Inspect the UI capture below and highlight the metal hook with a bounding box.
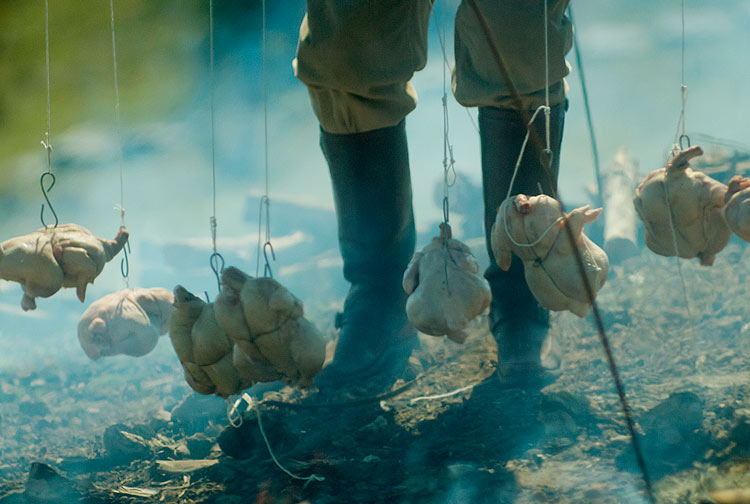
[263,241,275,278]
[210,251,225,294]
[442,196,450,225]
[679,134,691,149]
[39,171,58,229]
[120,237,131,279]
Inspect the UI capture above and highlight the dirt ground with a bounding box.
[1,244,750,503]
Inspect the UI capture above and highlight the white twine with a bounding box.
[505,105,549,202]
[501,203,563,250]
[227,394,325,487]
[409,381,480,404]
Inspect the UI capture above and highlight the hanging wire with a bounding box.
[255,0,274,278]
[568,5,604,210]
[207,0,224,293]
[673,0,689,150]
[433,2,457,228]
[40,0,58,229]
[432,9,479,135]
[464,2,655,502]
[110,0,130,285]
[663,2,697,336]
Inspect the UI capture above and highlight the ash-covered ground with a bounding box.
[1,242,750,503]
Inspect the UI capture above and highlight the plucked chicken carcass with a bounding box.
[0,224,128,310]
[402,223,491,343]
[214,266,326,388]
[170,286,251,398]
[633,146,730,265]
[490,194,609,318]
[78,287,175,360]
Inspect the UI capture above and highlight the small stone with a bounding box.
[25,462,80,503]
[103,424,152,461]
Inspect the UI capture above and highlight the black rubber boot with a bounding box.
[479,102,566,382]
[315,119,418,393]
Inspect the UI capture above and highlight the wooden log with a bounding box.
[602,148,640,263]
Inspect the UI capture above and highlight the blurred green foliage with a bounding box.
[0,0,210,170]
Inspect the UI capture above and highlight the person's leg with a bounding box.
[294,1,433,391]
[317,120,417,387]
[479,102,566,377]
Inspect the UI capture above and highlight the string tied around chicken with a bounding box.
[227,393,325,487]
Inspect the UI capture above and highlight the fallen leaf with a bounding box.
[156,459,218,473]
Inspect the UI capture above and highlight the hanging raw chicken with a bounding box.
[490,194,609,318]
[633,145,730,265]
[169,285,252,398]
[77,287,175,360]
[214,266,326,388]
[0,224,129,310]
[402,223,491,343]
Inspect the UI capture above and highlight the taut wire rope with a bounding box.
[109,0,130,285]
[255,0,274,278]
[433,1,459,292]
[432,12,479,135]
[664,0,695,335]
[567,5,604,210]
[464,1,655,502]
[673,0,689,150]
[40,0,58,229]
[208,0,224,295]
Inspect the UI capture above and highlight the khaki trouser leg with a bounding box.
[294,1,433,134]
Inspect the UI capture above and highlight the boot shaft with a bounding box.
[321,119,416,286]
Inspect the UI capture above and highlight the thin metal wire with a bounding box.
[109,0,129,286]
[40,0,57,229]
[255,0,273,278]
[208,0,224,293]
[673,0,689,148]
[109,0,126,230]
[542,0,551,161]
[568,5,604,210]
